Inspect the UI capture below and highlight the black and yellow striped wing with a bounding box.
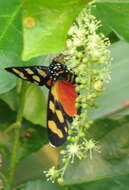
[5,64,78,147]
[47,80,78,147]
[5,66,50,86]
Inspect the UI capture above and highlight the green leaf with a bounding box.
[0,84,48,127]
[17,179,63,190]
[22,0,91,61]
[0,88,19,111]
[13,145,59,185]
[91,6,111,36]
[63,116,129,185]
[0,0,22,94]
[73,174,129,190]
[93,0,129,42]
[0,0,56,94]
[24,84,47,126]
[0,100,16,157]
[0,101,16,131]
[19,123,48,160]
[90,41,129,119]
[0,99,48,161]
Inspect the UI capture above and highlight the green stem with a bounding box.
[0,172,8,184]
[60,156,71,180]
[8,81,28,188]
[3,123,17,134]
[0,172,9,190]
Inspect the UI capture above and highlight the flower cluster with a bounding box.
[44,5,111,183]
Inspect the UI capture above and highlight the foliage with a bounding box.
[1,0,129,190]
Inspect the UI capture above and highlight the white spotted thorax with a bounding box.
[48,61,69,81]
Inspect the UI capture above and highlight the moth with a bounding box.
[5,55,78,147]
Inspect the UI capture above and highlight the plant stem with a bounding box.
[4,123,17,134]
[8,81,28,188]
[0,172,8,184]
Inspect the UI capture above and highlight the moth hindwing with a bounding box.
[47,80,78,147]
[47,86,67,147]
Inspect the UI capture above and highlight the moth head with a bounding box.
[53,53,68,63]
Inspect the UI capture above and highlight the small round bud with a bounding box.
[85,123,90,129]
[80,84,85,89]
[67,136,73,141]
[60,150,65,154]
[75,86,81,92]
[78,65,86,72]
[68,130,73,135]
[62,158,67,163]
[79,132,85,137]
[76,97,81,103]
[57,178,64,184]
[75,102,80,108]
[70,137,76,142]
[82,104,87,109]
[94,80,104,91]
[89,120,93,125]
[76,77,80,83]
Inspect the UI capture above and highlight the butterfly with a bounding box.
[5,55,78,147]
